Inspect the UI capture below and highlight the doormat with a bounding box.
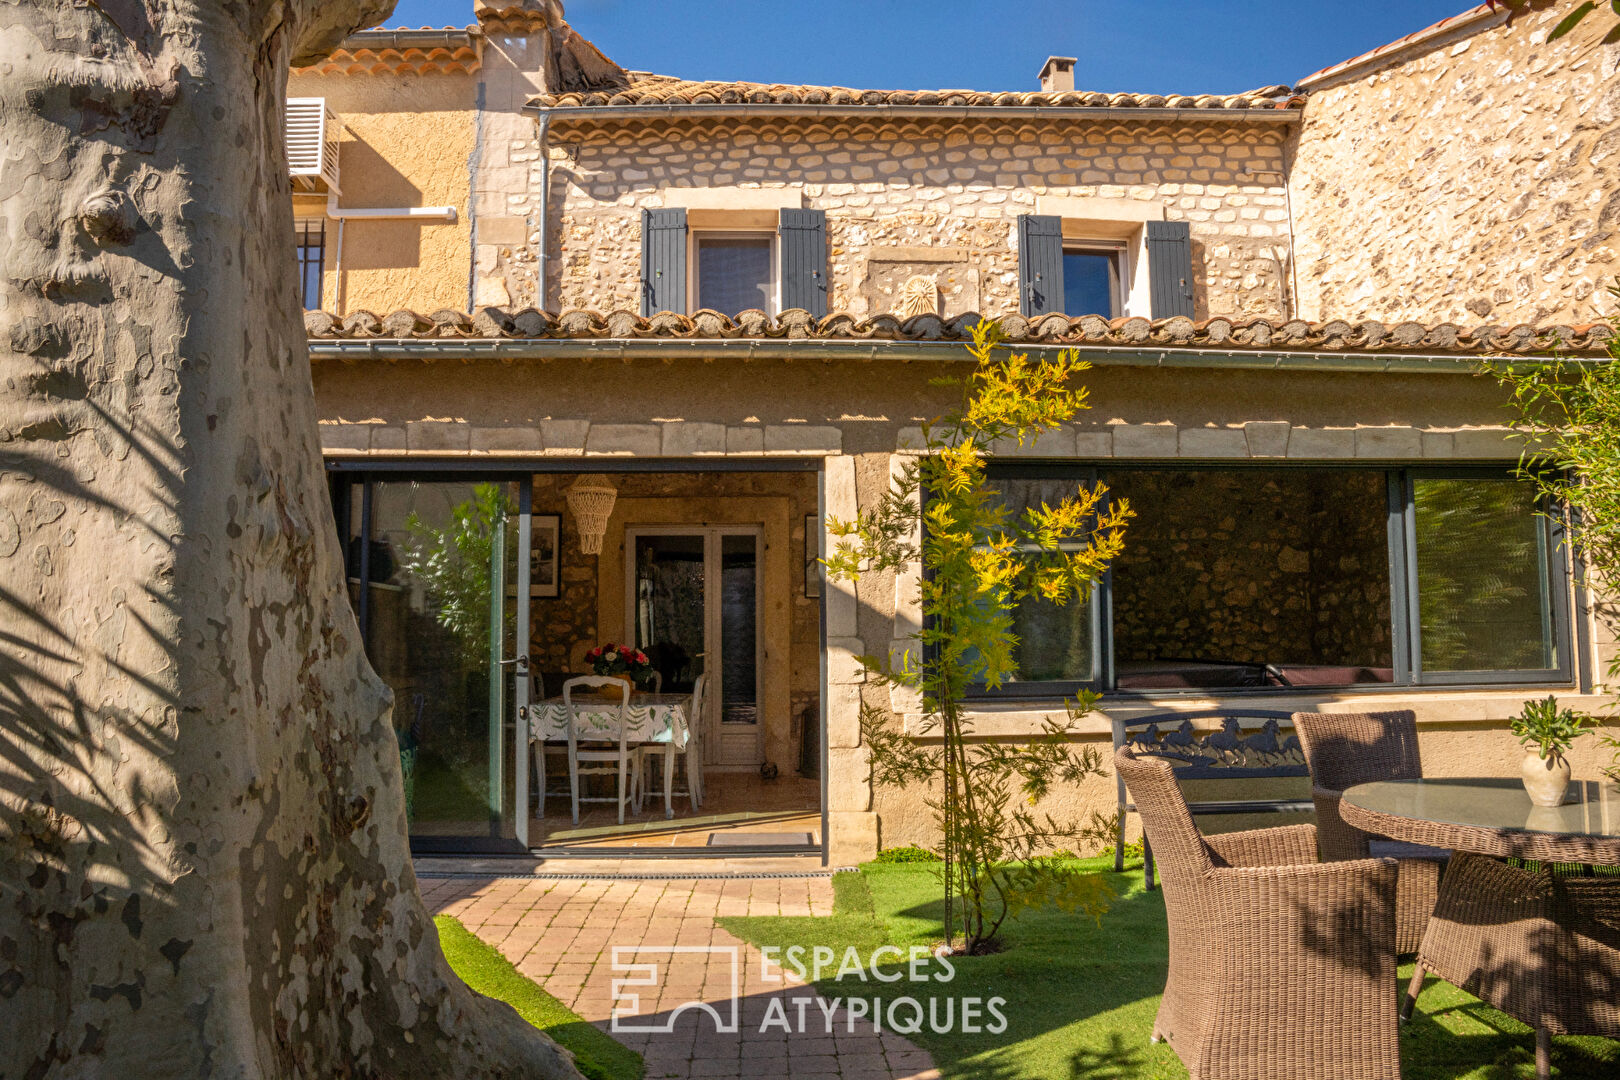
[707,832,815,847]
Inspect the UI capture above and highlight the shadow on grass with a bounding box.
[721,861,1620,1080]
[435,915,643,1080]
[722,861,1183,1080]
[1399,966,1620,1080]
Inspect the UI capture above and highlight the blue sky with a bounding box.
[379,1,1479,94]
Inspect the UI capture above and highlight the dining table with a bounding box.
[1341,777,1620,1080]
[525,693,692,818]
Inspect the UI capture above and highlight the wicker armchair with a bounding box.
[1403,853,1620,1079]
[1293,710,1446,954]
[1115,746,1400,1080]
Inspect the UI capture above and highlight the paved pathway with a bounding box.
[422,867,939,1080]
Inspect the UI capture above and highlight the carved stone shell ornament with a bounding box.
[896,274,939,319]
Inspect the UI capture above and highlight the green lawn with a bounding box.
[719,859,1619,1080]
[435,916,643,1080]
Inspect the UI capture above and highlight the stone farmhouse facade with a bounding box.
[291,1,1620,863]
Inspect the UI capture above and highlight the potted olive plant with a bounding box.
[1510,696,1596,807]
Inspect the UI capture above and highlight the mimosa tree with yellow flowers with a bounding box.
[824,319,1132,954]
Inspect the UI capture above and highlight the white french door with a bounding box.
[625,526,764,767]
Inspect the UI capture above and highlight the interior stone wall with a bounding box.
[1290,8,1620,324]
[1108,468,1393,668]
[534,120,1292,319]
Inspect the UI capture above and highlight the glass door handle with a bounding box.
[497,653,529,668]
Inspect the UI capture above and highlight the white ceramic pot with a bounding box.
[1521,752,1572,808]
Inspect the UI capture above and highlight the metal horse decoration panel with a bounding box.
[1123,715,1307,780]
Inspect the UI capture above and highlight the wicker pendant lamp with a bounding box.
[565,474,618,555]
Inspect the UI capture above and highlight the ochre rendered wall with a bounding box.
[287,70,476,314]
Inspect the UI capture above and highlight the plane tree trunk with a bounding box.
[0,3,579,1075]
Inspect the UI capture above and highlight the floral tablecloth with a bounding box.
[526,693,690,749]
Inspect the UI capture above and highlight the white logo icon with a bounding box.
[609,945,741,1034]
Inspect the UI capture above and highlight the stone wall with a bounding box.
[515,119,1293,319]
[1290,8,1620,324]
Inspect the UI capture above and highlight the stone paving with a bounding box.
[422,865,939,1080]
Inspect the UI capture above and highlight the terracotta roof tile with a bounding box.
[304,308,1613,357]
[1296,3,1502,89]
[533,76,1303,113]
[296,43,481,77]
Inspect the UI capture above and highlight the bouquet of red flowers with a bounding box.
[586,642,654,686]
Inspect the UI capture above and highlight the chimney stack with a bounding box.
[1039,56,1076,93]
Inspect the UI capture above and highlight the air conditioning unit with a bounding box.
[285,97,341,194]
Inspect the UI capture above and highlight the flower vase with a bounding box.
[1521,752,1572,808]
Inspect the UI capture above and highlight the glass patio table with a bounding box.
[1342,778,1620,1080]
[1341,777,1620,865]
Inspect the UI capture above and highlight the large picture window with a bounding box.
[975,465,1571,697]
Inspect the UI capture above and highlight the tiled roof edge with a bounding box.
[529,84,1303,114]
[292,26,482,77]
[1295,4,1504,90]
[303,308,1614,356]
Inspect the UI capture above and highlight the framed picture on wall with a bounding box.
[531,514,560,598]
[804,512,822,599]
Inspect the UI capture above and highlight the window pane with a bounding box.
[989,477,1098,684]
[1107,469,1392,690]
[634,534,705,695]
[365,479,519,840]
[719,535,759,725]
[697,237,772,314]
[1063,251,1115,316]
[1414,478,1557,672]
[296,220,324,311]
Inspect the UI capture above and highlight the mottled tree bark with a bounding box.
[0,3,580,1076]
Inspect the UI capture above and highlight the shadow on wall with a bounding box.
[334,136,425,272]
[1190,237,1208,320]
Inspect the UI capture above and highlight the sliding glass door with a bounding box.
[335,475,531,852]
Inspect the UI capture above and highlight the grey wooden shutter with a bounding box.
[640,207,687,315]
[1018,214,1065,316]
[778,208,828,318]
[1145,220,1195,318]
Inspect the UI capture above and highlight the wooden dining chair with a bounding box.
[1293,710,1447,955]
[527,671,569,818]
[642,672,704,815]
[562,676,642,825]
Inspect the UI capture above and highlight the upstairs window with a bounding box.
[296,219,325,311]
[1062,246,1123,318]
[641,206,826,318]
[1019,214,1193,318]
[693,233,776,315]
